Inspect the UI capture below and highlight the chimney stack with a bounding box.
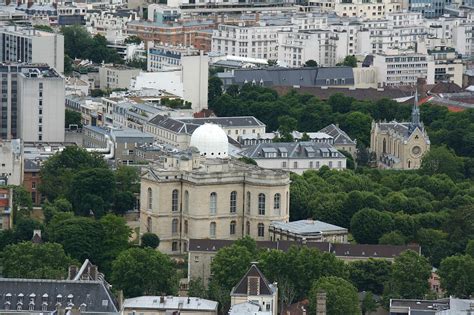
[316,291,327,315]
[68,265,78,280]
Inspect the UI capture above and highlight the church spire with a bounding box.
[410,89,421,132]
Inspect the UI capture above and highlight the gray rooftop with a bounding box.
[270,219,347,236]
[318,124,356,145]
[123,296,218,311]
[240,141,345,159]
[228,67,354,87]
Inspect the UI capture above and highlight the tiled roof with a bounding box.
[239,141,344,159]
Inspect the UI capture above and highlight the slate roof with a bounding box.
[231,265,275,296]
[239,142,344,159]
[188,239,421,259]
[231,67,354,87]
[24,159,42,172]
[318,124,356,145]
[148,115,264,134]
[0,278,118,314]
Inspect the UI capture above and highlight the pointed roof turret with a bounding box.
[409,89,422,133]
[230,264,275,296]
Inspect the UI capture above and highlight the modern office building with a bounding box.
[0,26,64,73]
[0,64,65,142]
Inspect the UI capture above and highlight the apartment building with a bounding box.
[0,64,65,142]
[277,29,337,67]
[211,22,293,60]
[0,26,64,73]
[357,13,428,55]
[428,46,463,86]
[99,64,140,90]
[17,68,64,142]
[373,52,435,86]
[308,0,403,18]
[147,44,200,71]
[86,9,139,43]
[0,139,22,186]
[127,19,215,52]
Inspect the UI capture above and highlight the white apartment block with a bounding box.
[99,64,141,90]
[373,52,435,86]
[85,10,139,43]
[277,30,337,67]
[17,67,65,142]
[147,44,200,71]
[357,13,429,55]
[212,23,293,60]
[0,26,64,73]
[308,0,403,19]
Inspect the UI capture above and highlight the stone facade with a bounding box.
[370,93,430,170]
[140,152,290,255]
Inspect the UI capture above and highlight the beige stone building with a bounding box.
[140,124,290,255]
[370,93,430,170]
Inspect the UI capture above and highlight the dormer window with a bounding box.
[18,293,24,304]
[56,294,62,305]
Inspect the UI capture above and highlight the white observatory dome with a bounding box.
[190,123,229,158]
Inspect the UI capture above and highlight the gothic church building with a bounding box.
[370,92,430,170]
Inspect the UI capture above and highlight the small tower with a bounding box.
[409,89,421,133]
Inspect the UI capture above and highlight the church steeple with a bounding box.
[410,89,421,132]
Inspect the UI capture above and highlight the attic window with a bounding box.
[247,276,260,296]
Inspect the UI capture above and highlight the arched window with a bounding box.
[274,193,281,214]
[172,219,179,235]
[246,221,250,235]
[210,192,217,214]
[210,222,216,238]
[258,193,266,215]
[184,220,188,234]
[230,220,236,235]
[246,191,251,214]
[408,160,411,168]
[184,190,189,213]
[258,223,265,237]
[383,138,387,153]
[230,191,237,213]
[147,217,152,233]
[147,187,152,211]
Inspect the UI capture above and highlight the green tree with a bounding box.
[350,208,393,244]
[361,292,378,315]
[113,191,135,215]
[416,228,451,267]
[13,217,42,242]
[438,255,474,298]
[64,54,73,74]
[208,76,223,105]
[115,166,140,193]
[278,115,297,141]
[65,109,82,128]
[309,276,360,315]
[99,214,131,274]
[340,111,372,146]
[466,240,474,257]
[68,168,115,217]
[124,35,142,44]
[34,24,54,32]
[304,59,318,67]
[141,232,160,249]
[348,259,392,295]
[267,59,278,66]
[111,247,177,297]
[210,244,253,292]
[420,146,464,180]
[238,156,257,165]
[39,146,107,201]
[339,55,357,67]
[47,216,105,265]
[379,231,406,245]
[388,250,431,299]
[188,277,208,299]
[1,242,77,279]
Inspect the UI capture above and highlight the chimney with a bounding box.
[160,296,165,304]
[5,0,11,5]
[68,265,78,280]
[117,290,124,310]
[316,291,327,315]
[88,265,98,280]
[27,0,33,8]
[31,229,43,244]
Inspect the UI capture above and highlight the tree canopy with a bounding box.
[309,276,360,315]
[111,247,178,297]
[438,255,474,298]
[1,242,77,279]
